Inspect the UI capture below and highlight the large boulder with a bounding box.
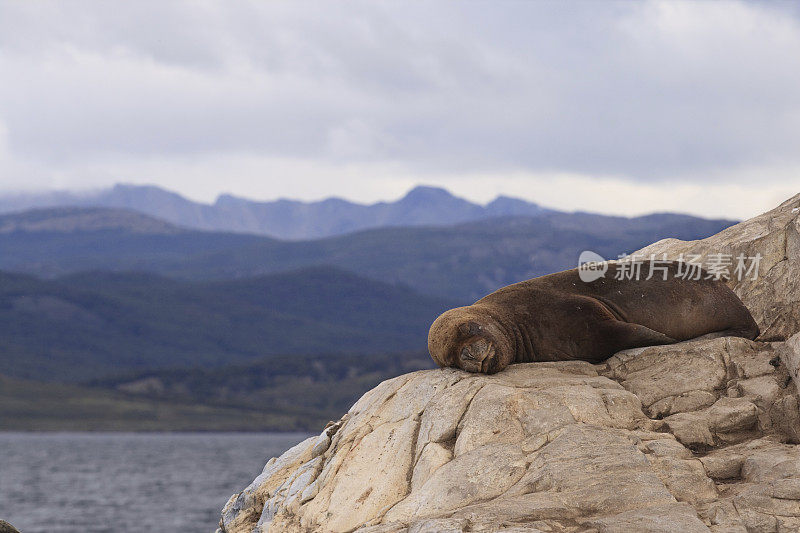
[219,194,800,532]
[219,337,800,533]
[633,193,800,341]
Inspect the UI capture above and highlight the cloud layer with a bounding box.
[0,1,798,217]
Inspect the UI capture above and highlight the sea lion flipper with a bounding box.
[603,321,678,352]
[689,326,760,342]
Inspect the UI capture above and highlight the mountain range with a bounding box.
[0,183,551,239]
[0,206,736,301]
[0,267,453,382]
[0,187,740,430]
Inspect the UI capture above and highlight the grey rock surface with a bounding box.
[219,340,799,533]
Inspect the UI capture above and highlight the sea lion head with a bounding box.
[427,306,514,374]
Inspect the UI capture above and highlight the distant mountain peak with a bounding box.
[214,193,248,206]
[486,195,549,217]
[0,182,553,239]
[112,183,158,192]
[402,185,454,200]
[489,194,531,204]
[0,207,181,234]
[397,185,479,216]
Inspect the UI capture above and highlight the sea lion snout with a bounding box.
[459,337,496,373]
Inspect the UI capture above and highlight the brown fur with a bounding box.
[428,261,759,373]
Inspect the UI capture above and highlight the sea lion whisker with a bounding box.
[460,347,477,361]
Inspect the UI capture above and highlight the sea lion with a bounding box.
[428,261,759,373]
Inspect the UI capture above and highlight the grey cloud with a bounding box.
[0,0,799,184]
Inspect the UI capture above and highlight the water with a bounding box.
[0,432,312,533]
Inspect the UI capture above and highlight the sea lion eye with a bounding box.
[458,321,482,336]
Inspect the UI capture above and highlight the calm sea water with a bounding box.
[0,432,311,533]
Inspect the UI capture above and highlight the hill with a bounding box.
[0,207,266,277]
[165,211,737,301]
[0,373,308,431]
[0,207,735,301]
[0,183,551,239]
[87,351,436,430]
[0,267,454,381]
[0,206,181,234]
[0,351,436,431]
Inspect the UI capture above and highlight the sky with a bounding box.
[0,0,798,219]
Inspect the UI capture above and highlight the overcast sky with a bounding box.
[0,1,798,218]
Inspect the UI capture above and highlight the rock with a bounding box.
[707,397,759,433]
[662,411,715,449]
[220,435,317,532]
[696,438,800,532]
[602,337,796,448]
[0,521,20,533]
[219,335,800,532]
[779,333,800,394]
[601,337,732,418]
[633,192,800,341]
[583,503,711,533]
[219,194,800,532]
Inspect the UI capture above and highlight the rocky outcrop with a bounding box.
[219,335,800,533]
[633,193,800,342]
[0,520,20,533]
[219,194,800,533]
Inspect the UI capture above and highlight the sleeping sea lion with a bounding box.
[428,261,759,373]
